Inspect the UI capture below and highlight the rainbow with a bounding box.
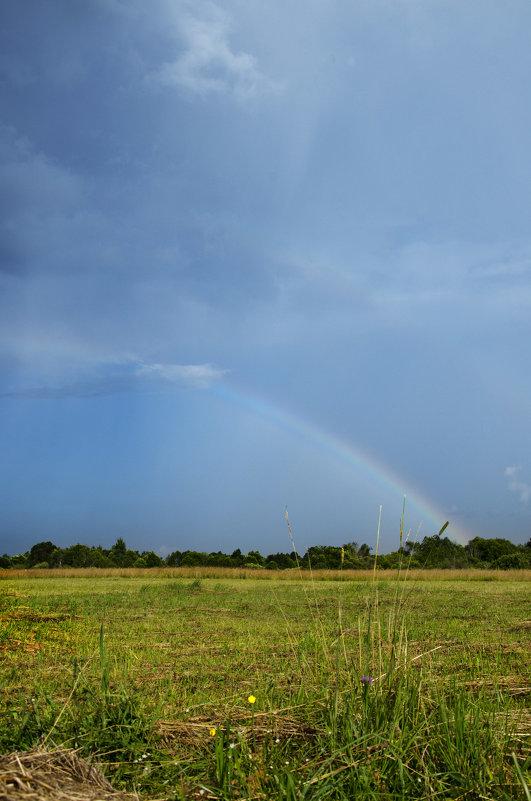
[210,381,472,545]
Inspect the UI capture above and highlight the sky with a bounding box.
[1,0,530,558]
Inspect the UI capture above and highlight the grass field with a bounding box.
[1,568,530,799]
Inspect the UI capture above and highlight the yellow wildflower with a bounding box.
[209,727,217,736]
[248,695,256,704]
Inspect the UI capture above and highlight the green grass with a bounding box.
[0,569,529,799]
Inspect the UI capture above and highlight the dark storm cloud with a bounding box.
[1,0,531,554]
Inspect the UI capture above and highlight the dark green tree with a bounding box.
[180,550,208,566]
[230,548,244,566]
[89,547,113,568]
[412,535,468,568]
[109,538,137,567]
[246,550,265,566]
[62,543,92,567]
[141,551,163,567]
[207,551,233,567]
[302,545,344,569]
[265,552,297,569]
[29,541,57,567]
[465,537,517,564]
[166,550,182,567]
[492,552,530,569]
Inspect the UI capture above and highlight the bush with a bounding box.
[492,552,530,570]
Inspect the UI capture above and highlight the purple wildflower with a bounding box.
[361,676,374,683]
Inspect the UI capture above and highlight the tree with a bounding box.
[29,541,57,567]
[231,549,244,566]
[10,553,29,567]
[246,550,265,566]
[265,552,297,570]
[110,537,127,565]
[90,548,113,568]
[412,535,468,568]
[465,537,517,564]
[180,550,207,567]
[142,551,163,567]
[62,543,92,567]
[357,543,372,559]
[109,538,137,567]
[166,550,182,567]
[303,545,344,569]
[207,552,233,567]
[492,552,530,569]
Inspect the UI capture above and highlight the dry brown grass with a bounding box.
[2,565,530,582]
[158,711,323,748]
[0,749,139,800]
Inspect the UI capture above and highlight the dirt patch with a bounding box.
[0,639,41,654]
[507,619,531,632]
[3,610,72,623]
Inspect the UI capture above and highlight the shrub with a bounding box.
[492,552,530,570]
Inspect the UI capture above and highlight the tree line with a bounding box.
[2,534,530,571]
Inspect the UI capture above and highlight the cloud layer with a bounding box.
[1,361,226,399]
[152,6,276,101]
[1,0,530,553]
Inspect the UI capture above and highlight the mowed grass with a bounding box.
[0,569,530,799]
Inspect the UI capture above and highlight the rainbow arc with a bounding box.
[211,382,471,545]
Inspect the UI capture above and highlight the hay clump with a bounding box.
[0,748,139,801]
[159,712,323,748]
